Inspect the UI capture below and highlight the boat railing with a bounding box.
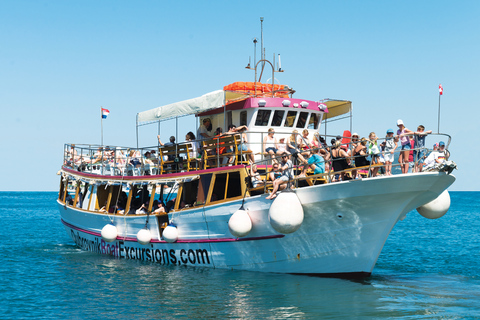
[62,132,451,179]
[244,132,453,191]
[320,132,452,181]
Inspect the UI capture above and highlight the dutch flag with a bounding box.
[101,108,110,119]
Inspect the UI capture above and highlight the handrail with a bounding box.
[63,132,452,179]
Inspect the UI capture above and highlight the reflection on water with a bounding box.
[1,192,480,319]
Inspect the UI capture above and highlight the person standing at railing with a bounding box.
[395,119,414,174]
[185,132,198,159]
[412,125,432,172]
[380,129,398,176]
[331,141,350,181]
[197,118,213,141]
[349,133,360,156]
[367,132,381,177]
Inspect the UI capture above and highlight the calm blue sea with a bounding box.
[1,191,479,319]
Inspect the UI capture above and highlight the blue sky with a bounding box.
[1,1,478,191]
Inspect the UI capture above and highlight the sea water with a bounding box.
[0,191,479,319]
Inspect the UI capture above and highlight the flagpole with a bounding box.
[101,107,104,146]
[437,93,441,134]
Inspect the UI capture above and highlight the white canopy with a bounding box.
[137,90,225,124]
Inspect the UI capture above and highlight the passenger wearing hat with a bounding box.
[424,141,447,170]
[395,119,414,174]
[350,133,360,156]
[380,129,398,176]
[412,125,433,172]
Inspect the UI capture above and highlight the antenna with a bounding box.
[253,37,257,68]
[246,38,257,70]
[260,17,264,68]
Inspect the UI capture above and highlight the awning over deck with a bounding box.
[137,90,225,124]
[322,100,352,120]
[136,82,294,124]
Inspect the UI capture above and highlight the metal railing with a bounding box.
[62,132,452,179]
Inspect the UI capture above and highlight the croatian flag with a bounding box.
[439,84,443,95]
[101,108,110,119]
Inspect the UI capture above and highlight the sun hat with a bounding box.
[387,129,394,134]
[396,119,404,126]
[439,141,445,146]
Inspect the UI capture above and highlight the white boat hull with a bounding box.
[59,172,455,277]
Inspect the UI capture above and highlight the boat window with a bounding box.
[308,113,320,129]
[210,172,242,203]
[255,110,271,126]
[79,183,90,210]
[96,184,110,210]
[211,173,227,202]
[296,112,309,128]
[61,179,76,206]
[226,172,242,199]
[197,174,213,205]
[178,180,200,209]
[240,111,247,126]
[283,111,297,127]
[227,111,233,128]
[271,110,285,127]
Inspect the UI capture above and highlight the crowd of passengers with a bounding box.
[250,119,450,199]
[64,118,449,182]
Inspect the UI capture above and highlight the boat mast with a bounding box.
[259,17,265,82]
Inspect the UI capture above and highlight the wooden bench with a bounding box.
[159,143,198,174]
[202,135,238,169]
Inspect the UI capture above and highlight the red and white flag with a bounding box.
[439,84,443,95]
[101,108,110,119]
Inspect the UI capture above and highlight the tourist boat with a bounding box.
[57,59,456,277]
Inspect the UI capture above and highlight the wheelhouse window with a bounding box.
[271,110,285,127]
[240,111,247,126]
[296,112,309,128]
[227,111,233,127]
[308,113,320,129]
[255,110,271,126]
[283,111,297,127]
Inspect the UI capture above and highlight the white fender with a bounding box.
[268,191,304,234]
[162,225,178,243]
[228,209,252,238]
[417,190,451,219]
[137,228,152,245]
[101,224,118,242]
